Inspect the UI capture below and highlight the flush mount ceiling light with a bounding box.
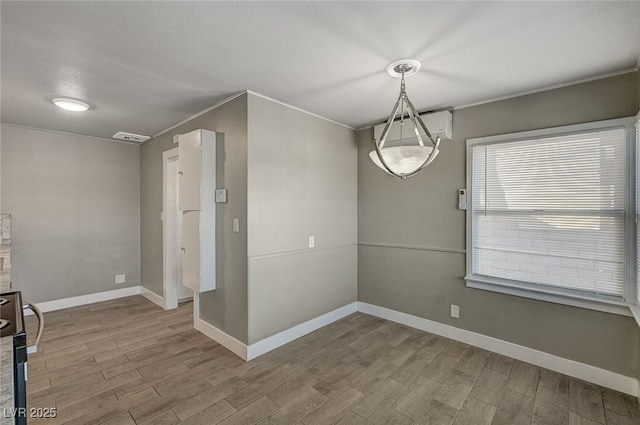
[369,59,441,179]
[52,98,90,112]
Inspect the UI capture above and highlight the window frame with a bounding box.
[465,117,636,317]
[632,112,640,323]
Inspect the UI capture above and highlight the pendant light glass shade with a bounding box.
[368,146,439,176]
[370,60,441,179]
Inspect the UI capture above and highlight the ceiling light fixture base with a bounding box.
[386,59,421,78]
[52,98,90,112]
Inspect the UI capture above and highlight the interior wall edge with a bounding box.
[151,90,248,139]
[245,90,354,130]
[140,286,166,309]
[195,316,248,360]
[247,302,357,360]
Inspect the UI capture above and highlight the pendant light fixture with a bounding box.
[370,59,441,179]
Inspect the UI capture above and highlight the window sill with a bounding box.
[630,306,640,328]
[465,275,633,317]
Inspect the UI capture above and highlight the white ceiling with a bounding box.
[2,1,640,140]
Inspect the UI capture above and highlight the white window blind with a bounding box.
[471,128,627,299]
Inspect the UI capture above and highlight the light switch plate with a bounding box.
[308,236,315,248]
[115,274,126,284]
[215,189,227,203]
[450,304,460,319]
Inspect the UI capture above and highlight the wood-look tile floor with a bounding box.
[23,295,639,425]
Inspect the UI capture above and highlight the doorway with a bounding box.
[163,148,193,309]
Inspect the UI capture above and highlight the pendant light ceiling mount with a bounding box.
[370,59,441,180]
[386,59,421,78]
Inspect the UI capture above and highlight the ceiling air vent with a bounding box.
[112,131,150,144]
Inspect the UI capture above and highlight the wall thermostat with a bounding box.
[215,189,227,203]
[458,189,467,210]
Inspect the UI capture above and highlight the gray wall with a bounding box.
[636,68,640,393]
[358,72,639,377]
[247,93,358,344]
[637,68,640,112]
[140,94,248,343]
[1,124,140,302]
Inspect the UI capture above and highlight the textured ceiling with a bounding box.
[1,1,640,140]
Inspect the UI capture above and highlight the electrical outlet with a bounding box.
[308,236,315,248]
[450,304,460,318]
[115,274,126,284]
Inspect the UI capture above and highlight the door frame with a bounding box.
[162,147,180,310]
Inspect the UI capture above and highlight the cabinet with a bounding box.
[178,130,202,211]
[178,129,217,292]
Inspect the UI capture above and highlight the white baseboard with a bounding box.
[195,318,248,360]
[24,286,142,315]
[357,302,638,397]
[19,286,637,396]
[247,302,358,360]
[140,286,166,309]
[194,302,358,362]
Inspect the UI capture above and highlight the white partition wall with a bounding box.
[246,92,358,345]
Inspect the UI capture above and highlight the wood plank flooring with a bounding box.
[23,296,640,425]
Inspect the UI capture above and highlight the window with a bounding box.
[466,118,636,315]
